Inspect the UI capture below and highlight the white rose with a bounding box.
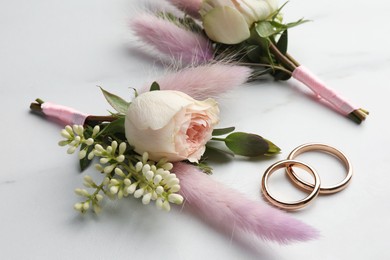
[200,0,278,44]
[125,90,219,163]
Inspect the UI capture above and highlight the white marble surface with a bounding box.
[1,0,389,259]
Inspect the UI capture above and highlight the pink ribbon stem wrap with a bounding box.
[292,66,358,115]
[41,102,88,126]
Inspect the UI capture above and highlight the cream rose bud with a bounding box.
[200,0,278,44]
[125,90,219,163]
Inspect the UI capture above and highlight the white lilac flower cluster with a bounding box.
[59,125,184,214]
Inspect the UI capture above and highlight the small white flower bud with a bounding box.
[78,150,87,160]
[142,152,149,164]
[103,177,110,185]
[95,164,104,172]
[58,140,69,147]
[156,186,164,195]
[150,165,157,172]
[106,146,112,155]
[70,140,78,147]
[92,125,100,137]
[74,188,89,197]
[74,203,83,211]
[74,125,84,136]
[94,144,105,152]
[110,186,119,194]
[124,178,131,186]
[162,200,171,212]
[156,198,163,209]
[144,170,154,182]
[142,193,152,205]
[67,146,77,154]
[168,194,184,204]
[142,164,151,175]
[61,129,71,139]
[156,168,165,176]
[111,141,118,154]
[87,151,95,160]
[119,142,126,155]
[166,178,180,187]
[96,194,103,202]
[100,158,110,164]
[162,163,173,171]
[93,204,102,214]
[82,202,90,210]
[135,162,143,172]
[153,175,163,185]
[65,125,73,134]
[114,167,125,177]
[117,189,124,199]
[169,184,180,193]
[116,155,125,163]
[104,164,116,174]
[110,179,120,185]
[85,138,94,146]
[134,188,145,198]
[152,191,158,200]
[83,175,93,184]
[74,135,81,143]
[127,183,137,194]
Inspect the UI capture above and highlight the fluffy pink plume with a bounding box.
[165,0,202,18]
[131,13,213,65]
[174,162,319,244]
[141,64,252,100]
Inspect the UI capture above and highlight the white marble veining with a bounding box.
[1,0,389,259]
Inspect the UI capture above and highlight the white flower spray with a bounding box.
[59,124,183,214]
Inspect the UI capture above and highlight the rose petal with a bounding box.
[202,6,250,44]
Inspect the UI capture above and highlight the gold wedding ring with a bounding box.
[286,143,353,194]
[261,160,321,210]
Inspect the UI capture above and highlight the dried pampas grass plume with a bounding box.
[174,162,319,244]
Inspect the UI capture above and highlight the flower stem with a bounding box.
[268,41,296,72]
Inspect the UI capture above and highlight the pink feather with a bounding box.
[174,162,319,244]
[164,0,202,18]
[131,13,213,65]
[141,64,252,100]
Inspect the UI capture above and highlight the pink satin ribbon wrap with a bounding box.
[292,66,358,115]
[41,102,88,126]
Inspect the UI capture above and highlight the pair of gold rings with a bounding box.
[261,143,353,210]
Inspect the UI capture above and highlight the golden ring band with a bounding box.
[261,160,321,210]
[261,143,353,210]
[286,143,353,194]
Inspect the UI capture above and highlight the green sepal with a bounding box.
[224,132,280,157]
[212,127,236,136]
[255,21,277,38]
[196,162,213,175]
[149,81,160,91]
[99,87,130,114]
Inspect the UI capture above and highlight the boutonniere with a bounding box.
[30,65,317,244]
[131,0,368,123]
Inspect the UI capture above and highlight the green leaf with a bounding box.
[256,21,277,38]
[212,127,236,136]
[149,81,160,91]
[276,29,288,54]
[98,117,126,137]
[99,87,130,114]
[224,132,280,157]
